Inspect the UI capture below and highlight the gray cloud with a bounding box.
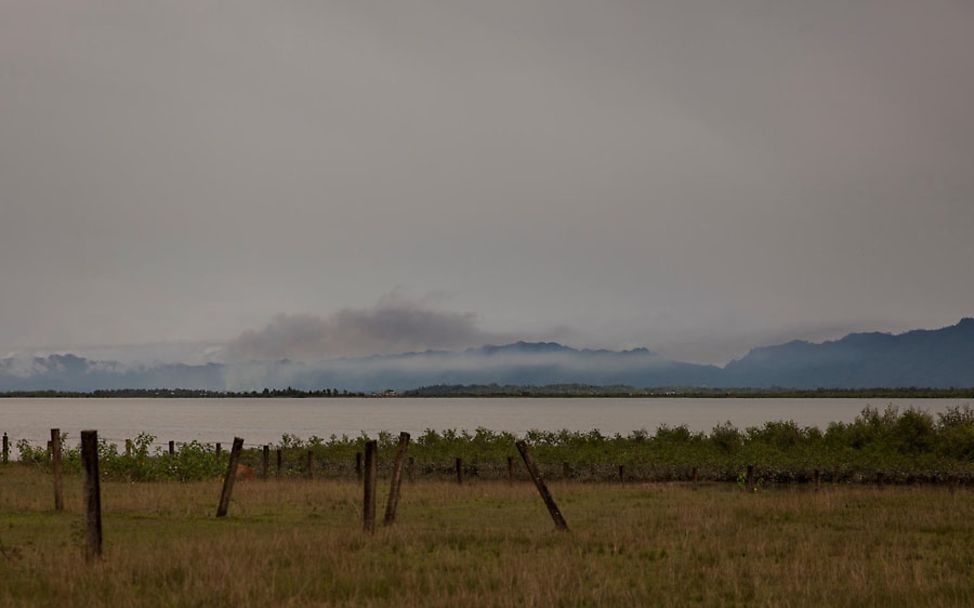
[225,296,507,361]
[1,1,972,364]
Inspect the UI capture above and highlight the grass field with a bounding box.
[2,466,973,607]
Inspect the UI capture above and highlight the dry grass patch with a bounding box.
[1,466,973,607]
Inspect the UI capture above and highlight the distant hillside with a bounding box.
[399,385,974,399]
[0,342,721,392]
[0,354,225,392]
[2,319,973,391]
[722,318,974,388]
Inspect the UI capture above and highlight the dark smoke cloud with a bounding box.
[225,298,506,361]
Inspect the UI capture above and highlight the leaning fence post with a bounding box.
[51,428,64,512]
[262,445,270,479]
[363,440,378,533]
[455,457,463,485]
[2,432,8,464]
[80,430,102,560]
[515,441,568,531]
[216,437,244,518]
[745,464,756,493]
[383,432,411,526]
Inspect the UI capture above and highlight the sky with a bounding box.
[1,0,973,366]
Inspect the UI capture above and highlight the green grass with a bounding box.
[2,466,974,606]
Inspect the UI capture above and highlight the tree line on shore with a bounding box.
[2,384,973,399]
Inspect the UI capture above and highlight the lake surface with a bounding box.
[2,397,971,450]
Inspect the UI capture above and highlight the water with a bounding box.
[1,397,970,450]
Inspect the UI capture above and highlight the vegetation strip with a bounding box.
[6,406,974,484]
[3,385,974,398]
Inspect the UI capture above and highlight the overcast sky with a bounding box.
[2,0,973,365]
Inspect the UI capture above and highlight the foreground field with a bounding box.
[1,467,973,607]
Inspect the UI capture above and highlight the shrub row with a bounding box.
[11,406,974,482]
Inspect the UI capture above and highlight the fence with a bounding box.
[3,429,972,486]
[4,425,973,563]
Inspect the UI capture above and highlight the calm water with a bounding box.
[1,397,970,450]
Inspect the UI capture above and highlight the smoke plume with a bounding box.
[225,298,504,361]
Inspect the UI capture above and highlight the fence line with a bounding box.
[6,427,973,563]
[2,430,972,486]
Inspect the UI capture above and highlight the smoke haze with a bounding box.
[225,297,507,361]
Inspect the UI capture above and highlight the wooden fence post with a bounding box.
[124,439,132,458]
[51,428,64,512]
[455,457,463,485]
[383,432,411,526]
[2,432,8,464]
[363,440,377,533]
[813,469,821,492]
[515,441,568,531]
[832,465,839,485]
[507,456,515,484]
[262,445,269,479]
[80,430,102,560]
[355,452,363,481]
[746,464,756,493]
[168,440,175,457]
[306,450,314,480]
[691,466,699,488]
[407,456,415,483]
[276,448,282,478]
[618,465,625,483]
[216,437,244,518]
[216,442,222,458]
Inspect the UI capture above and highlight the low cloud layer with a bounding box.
[225,298,506,362]
[6,318,974,392]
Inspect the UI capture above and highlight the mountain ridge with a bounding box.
[2,318,973,391]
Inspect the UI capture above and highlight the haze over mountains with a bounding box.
[2,319,973,392]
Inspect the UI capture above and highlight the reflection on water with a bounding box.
[1,397,969,448]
